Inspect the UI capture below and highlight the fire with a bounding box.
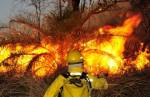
[0,46,11,63]
[0,43,59,77]
[0,46,12,73]
[82,49,122,75]
[82,14,142,75]
[16,55,35,74]
[134,50,150,70]
[0,13,149,78]
[32,54,58,78]
[98,14,141,36]
[132,44,150,70]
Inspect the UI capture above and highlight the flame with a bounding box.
[82,14,141,75]
[135,50,150,70]
[32,54,57,77]
[0,13,149,78]
[132,44,150,70]
[82,49,122,75]
[16,55,35,74]
[0,46,12,73]
[0,46,11,63]
[0,43,59,77]
[98,14,141,36]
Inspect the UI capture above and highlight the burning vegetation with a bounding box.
[0,0,150,97]
[0,13,149,78]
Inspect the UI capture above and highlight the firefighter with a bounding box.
[44,50,108,97]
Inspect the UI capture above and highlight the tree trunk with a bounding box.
[72,0,80,11]
[58,0,62,20]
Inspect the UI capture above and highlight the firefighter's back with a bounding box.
[61,78,90,97]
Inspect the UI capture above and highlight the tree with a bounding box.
[46,0,119,32]
[16,0,49,28]
[72,0,80,11]
[12,0,129,40]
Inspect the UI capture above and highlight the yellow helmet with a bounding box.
[67,50,83,64]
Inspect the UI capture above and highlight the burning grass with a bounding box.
[1,13,149,78]
[0,11,150,97]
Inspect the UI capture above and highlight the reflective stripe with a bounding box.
[89,79,93,82]
[70,72,82,76]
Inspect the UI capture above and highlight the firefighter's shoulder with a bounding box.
[87,74,108,90]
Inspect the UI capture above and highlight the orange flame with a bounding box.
[132,44,150,70]
[32,54,58,78]
[82,14,142,75]
[0,13,149,78]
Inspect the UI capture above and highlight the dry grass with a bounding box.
[0,69,150,97]
[0,1,149,97]
[0,73,49,97]
[92,69,150,97]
